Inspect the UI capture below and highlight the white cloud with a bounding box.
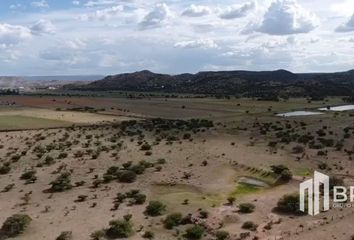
[330,1,354,17]
[30,19,56,35]
[0,23,32,47]
[72,0,80,6]
[181,5,211,17]
[219,1,256,19]
[336,14,354,32]
[65,39,87,50]
[79,5,124,21]
[174,39,218,49]
[84,0,117,7]
[257,0,319,35]
[9,4,25,10]
[139,3,171,29]
[31,0,49,8]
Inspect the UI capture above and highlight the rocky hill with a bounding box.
[64,69,354,97]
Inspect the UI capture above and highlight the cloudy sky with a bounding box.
[0,0,354,75]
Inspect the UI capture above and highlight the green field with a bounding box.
[0,115,72,130]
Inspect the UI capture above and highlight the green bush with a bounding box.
[215,230,230,240]
[145,201,166,216]
[44,155,55,165]
[0,165,11,175]
[242,221,258,231]
[238,203,255,213]
[49,172,73,192]
[140,143,152,151]
[270,165,288,174]
[163,213,182,229]
[90,230,105,240]
[276,193,302,214]
[106,219,134,239]
[118,170,137,183]
[20,170,37,184]
[184,225,204,240]
[1,214,32,237]
[56,231,72,240]
[142,231,154,239]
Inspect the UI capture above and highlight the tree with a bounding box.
[145,201,166,216]
[1,214,32,237]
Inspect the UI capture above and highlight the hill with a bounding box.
[64,69,354,98]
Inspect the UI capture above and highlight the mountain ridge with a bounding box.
[64,69,354,97]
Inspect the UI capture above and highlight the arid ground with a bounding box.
[0,95,353,240]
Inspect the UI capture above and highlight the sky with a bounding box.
[0,0,354,76]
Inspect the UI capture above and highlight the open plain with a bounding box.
[0,94,353,240]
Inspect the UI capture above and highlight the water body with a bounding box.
[238,177,270,188]
[318,105,354,112]
[276,111,324,117]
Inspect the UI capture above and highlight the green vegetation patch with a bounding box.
[151,184,222,211]
[294,167,312,177]
[0,115,72,130]
[231,183,261,196]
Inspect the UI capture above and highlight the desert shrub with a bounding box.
[184,225,204,240]
[44,155,55,165]
[56,231,72,240]
[118,170,136,183]
[20,170,37,184]
[122,161,133,169]
[145,201,166,216]
[142,231,154,239]
[183,133,191,139]
[163,213,182,229]
[227,196,236,205]
[271,165,288,174]
[157,158,166,164]
[2,184,15,193]
[271,165,292,182]
[199,210,209,219]
[276,193,302,214]
[106,219,134,239]
[130,164,146,175]
[215,231,230,240]
[49,172,73,192]
[140,143,152,151]
[0,214,32,237]
[279,169,293,182]
[11,154,21,162]
[132,193,146,205]
[58,152,68,159]
[242,221,258,231]
[0,164,11,175]
[292,145,304,154]
[239,203,255,213]
[90,230,105,240]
